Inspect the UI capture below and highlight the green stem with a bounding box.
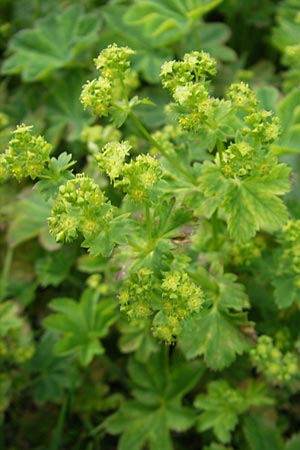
[128,110,197,184]
[128,110,158,148]
[217,140,225,165]
[211,210,220,249]
[145,202,152,243]
[0,247,13,302]
[47,397,68,450]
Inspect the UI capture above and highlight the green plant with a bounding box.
[1,3,300,449]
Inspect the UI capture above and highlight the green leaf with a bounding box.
[105,349,204,450]
[2,5,101,81]
[118,319,159,362]
[152,196,194,239]
[214,270,250,311]
[285,434,300,450]
[44,71,93,144]
[44,288,118,366]
[5,189,57,249]
[272,88,300,154]
[123,1,189,47]
[82,214,133,257]
[179,309,251,370]
[256,86,279,113]
[225,179,289,243]
[272,275,299,309]
[203,444,233,450]
[199,162,231,204]
[195,381,273,444]
[195,381,244,443]
[200,160,290,243]
[243,413,284,450]
[0,301,23,335]
[124,0,223,47]
[29,332,79,405]
[35,246,77,287]
[185,22,236,62]
[35,152,75,200]
[0,374,11,413]
[102,5,172,83]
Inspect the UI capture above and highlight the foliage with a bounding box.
[2,4,102,81]
[1,1,300,449]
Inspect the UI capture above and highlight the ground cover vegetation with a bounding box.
[1,0,300,449]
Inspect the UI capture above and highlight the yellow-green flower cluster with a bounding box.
[94,140,162,202]
[80,77,112,117]
[243,110,281,144]
[49,174,110,243]
[0,124,52,182]
[160,51,219,134]
[94,43,135,79]
[95,141,131,181]
[221,141,275,180]
[80,44,135,117]
[119,269,205,344]
[119,269,153,321]
[152,271,205,343]
[160,51,216,92]
[227,82,258,111]
[117,154,162,202]
[281,219,300,244]
[250,335,299,385]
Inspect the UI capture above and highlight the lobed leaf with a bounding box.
[179,309,251,370]
[2,5,101,81]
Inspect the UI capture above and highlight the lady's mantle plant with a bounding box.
[1,43,299,449]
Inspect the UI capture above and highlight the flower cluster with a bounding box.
[218,94,281,180]
[250,335,299,386]
[94,44,135,79]
[153,271,205,343]
[49,174,111,243]
[119,269,205,344]
[80,77,112,117]
[242,110,281,145]
[227,82,258,111]
[220,141,275,179]
[80,44,135,117]
[0,124,52,182]
[116,154,162,202]
[281,219,300,244]
[96,141,162,202]
[119,269,153,321]
[160,51,216,92]
[160,51,233,138]
[95,141,131,181]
